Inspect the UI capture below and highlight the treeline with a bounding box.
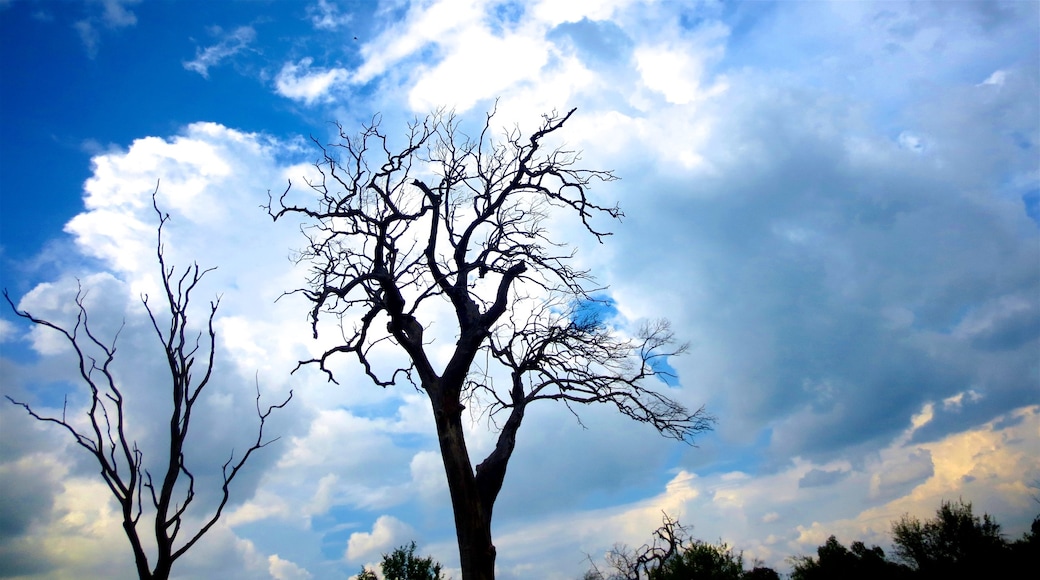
[360,498,1037,579]
[581,499,1038,579]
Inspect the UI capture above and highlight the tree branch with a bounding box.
[4,187,290,580]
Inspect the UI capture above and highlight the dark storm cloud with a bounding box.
[605,58,1038,467]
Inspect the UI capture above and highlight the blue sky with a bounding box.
[1,1,1038,579]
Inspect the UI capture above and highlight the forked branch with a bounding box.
[5,189,291,580]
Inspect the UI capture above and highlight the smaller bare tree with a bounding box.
[4,194,292,580]
[585,513,690,580]
[586,513,771,580]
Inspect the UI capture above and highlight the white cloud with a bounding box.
[65,123,272,282]
[407,29,551,112]
[530,0,636,26]
[279,410,400,471]
[269,554,314,580]
[34,476,135,576]
[183,26,256,79]
[979,69,1007,87]
[346,515,414,561]
[73,0,140,57]
[173,524,274,579]
[308,0,352,31]
[352,0,489,85]
[97,0,139,27]
[0,316,18,343]
[409,450,448,501]
[897,130,931,153]
[634,34,728,105]
[942,390,982,411]
[225,488,294,528]
[15,273,129,357]
[274,58,349,105]
[73,20,102,57]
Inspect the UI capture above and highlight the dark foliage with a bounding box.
[790,536,911,580]
[357,542,447,580]
[1009,515,1040,571]
[792,499,1039,579]
[892,499,1010,576]
[649,540,746,580]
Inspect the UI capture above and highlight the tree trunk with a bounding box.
[122,517,157,580]
[430,392,496,580]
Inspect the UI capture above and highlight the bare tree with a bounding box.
[585,513,777,580]
[585,513,692,580]
[267,107,714,579]
[4,195,292,580]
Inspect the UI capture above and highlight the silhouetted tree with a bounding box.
[1010,515,1040,571]
[357,541,447,580]
[4,195,292,580]
[585,514,776,580]
[742,567,779,580]
[790,535,910,580]
[891,499,1009,577]
[649,540,745,580]
[268,107,714,580]
[593,514,691,580]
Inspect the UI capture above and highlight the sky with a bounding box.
[0,0,1038,578]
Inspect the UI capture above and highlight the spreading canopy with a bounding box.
[268,106,713,579]
[267,106,709,440]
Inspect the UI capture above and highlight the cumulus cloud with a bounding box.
[633,23,728,106]
[65,123,281,280]
[407,29,551,112]
[269,554,314,580]
[350,0,595,113]
[274,57,349,105]
[1,120,314,577]
[346,515,414,561]
[183,26,256,79]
